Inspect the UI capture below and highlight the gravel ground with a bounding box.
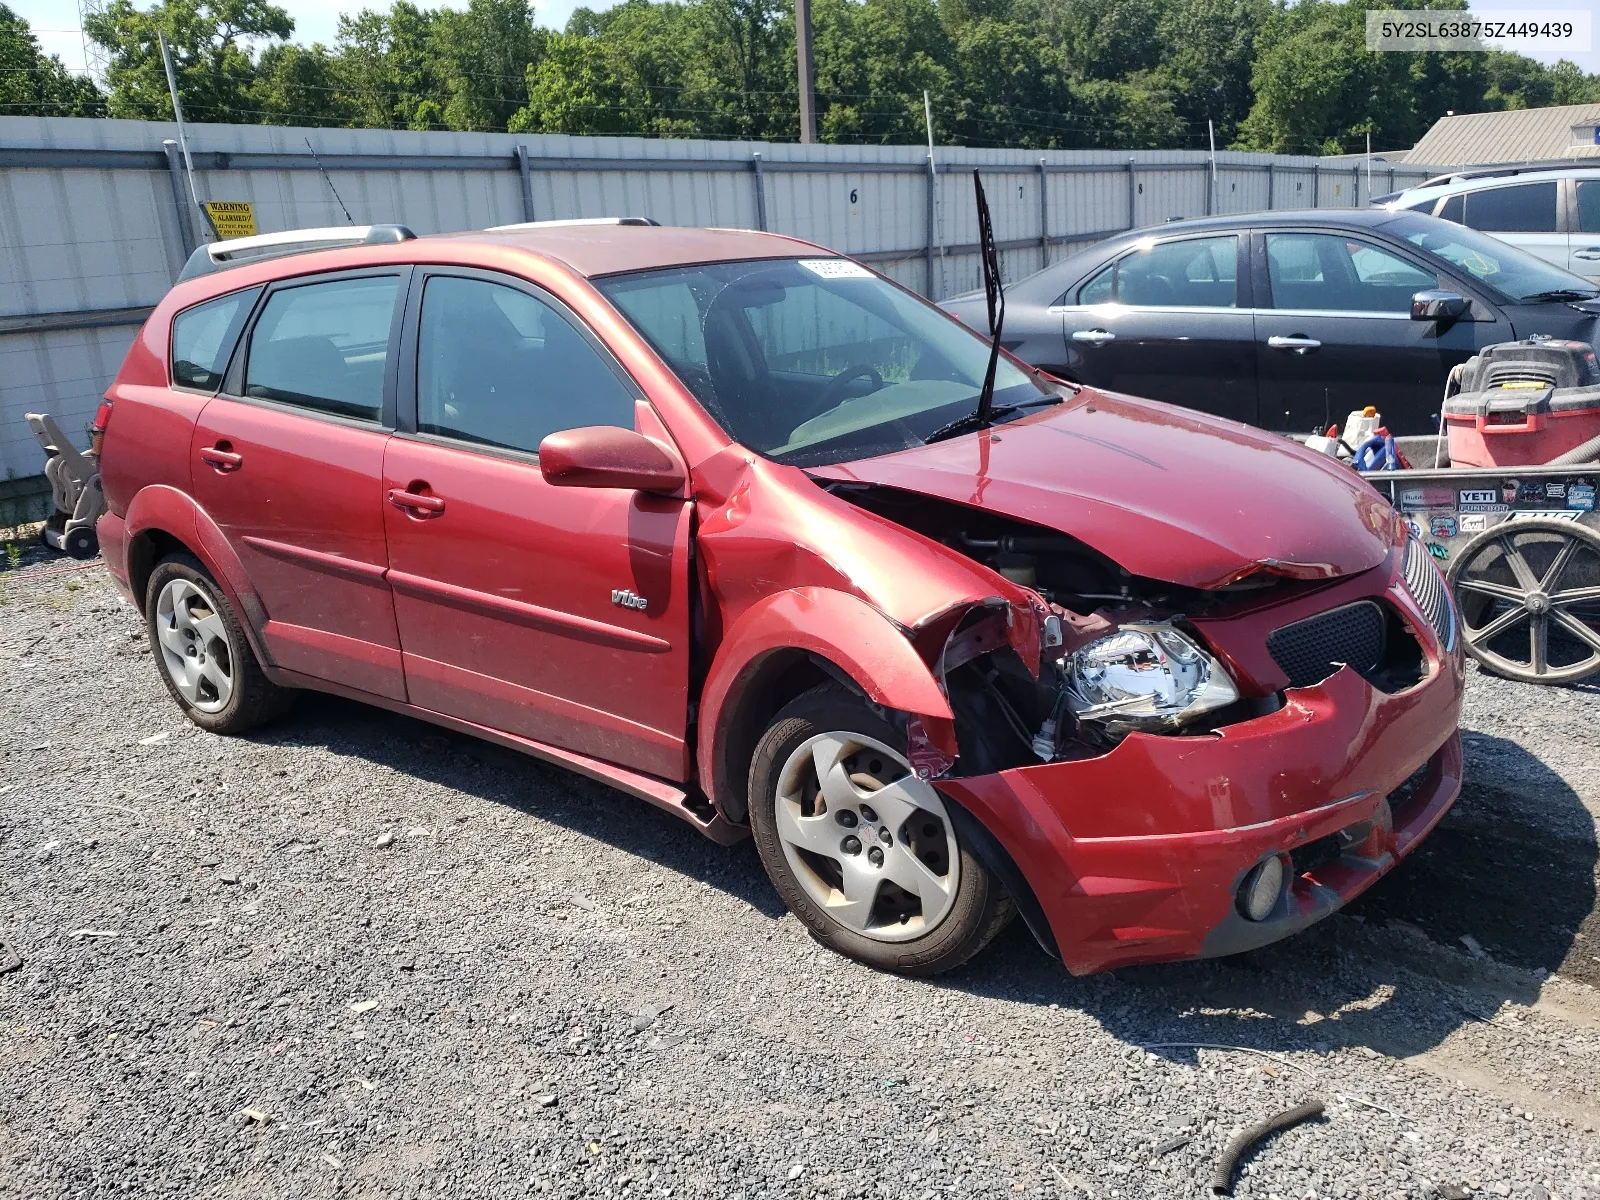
[2,560,1599,1200]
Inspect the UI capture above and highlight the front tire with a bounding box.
[145,553,293,734]
[747,686,1014,975]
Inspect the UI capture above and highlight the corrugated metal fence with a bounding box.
[0,116,1443,482]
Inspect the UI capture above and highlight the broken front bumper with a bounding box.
[934,656,1464,975]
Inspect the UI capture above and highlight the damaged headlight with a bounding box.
[1060,624,1239,735]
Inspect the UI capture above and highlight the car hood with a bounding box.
[807,390,1394,590]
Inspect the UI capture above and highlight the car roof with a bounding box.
[430,224,821,278]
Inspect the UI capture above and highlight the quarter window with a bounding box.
[1438,193,1464,224]
[244,276,400,421]
[1265,234,1437,313]
[1078,236,1238,307]
[1463,182,1558,233]
[171,288,259,392]
[416,276,636,454]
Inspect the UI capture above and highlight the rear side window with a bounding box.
[1079,236,1238,307]
[244,276,401,422]
[171,288,259,392]
[1464,182,1558,233]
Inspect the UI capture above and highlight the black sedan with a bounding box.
[943,208,1600,436]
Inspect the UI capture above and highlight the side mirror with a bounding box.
[1411,289,1469,322]
[538,426,686,495]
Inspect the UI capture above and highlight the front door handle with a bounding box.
[199,444,243,471]
[1266,334,1322,355]
[1574,247,1600,261]
[1071,328,1116,346]
[387,487,445,516]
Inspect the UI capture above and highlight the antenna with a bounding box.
[305,137,355,225]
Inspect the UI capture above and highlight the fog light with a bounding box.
[1238,856,1287,922]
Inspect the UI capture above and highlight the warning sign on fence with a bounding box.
[203,201,257,241]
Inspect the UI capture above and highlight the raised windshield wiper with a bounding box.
[924,171,1008,445]
[1523,288,1600,303]
[924,395,1061,444]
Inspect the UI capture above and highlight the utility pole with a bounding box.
[795,0,817,143]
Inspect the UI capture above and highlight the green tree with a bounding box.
[84,0,293,123]
[251,43,354,125]
[0,4,104,117]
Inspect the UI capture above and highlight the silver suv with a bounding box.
[1381,163,1600,282]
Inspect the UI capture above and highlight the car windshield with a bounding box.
[595,258,1050,467]
[1379,213,1599,301]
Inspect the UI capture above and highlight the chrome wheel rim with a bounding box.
[773,731,960,943]
[154,579,235,713]
[1453,525,1600,681]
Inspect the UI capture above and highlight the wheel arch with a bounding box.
[698,587,954,825]
[121,486,273,668]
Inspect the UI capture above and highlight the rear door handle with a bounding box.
[199,445,243,471]
[1071,328,1116,346]
[1574,247,1600,261]
[1266,335,1322,354]
[387,487,445,516]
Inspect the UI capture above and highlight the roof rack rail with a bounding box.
[1410,156,1600,190]
[485,216,661,231]
[177,224,417,281]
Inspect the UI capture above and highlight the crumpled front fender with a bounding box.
[697,586,954,816]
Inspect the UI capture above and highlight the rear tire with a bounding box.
[145,552,293,734]
[747,685,1014,976]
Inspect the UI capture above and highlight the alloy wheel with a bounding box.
[154,578,236,713]
[1449,519,1600,684]
[772,731,961,943]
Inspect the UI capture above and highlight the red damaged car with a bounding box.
[94,219,1463,976]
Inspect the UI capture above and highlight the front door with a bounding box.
[382,269,693,780]
[1054,232,1258,425]
[191,269,409,701]
[1253,231,1492,436]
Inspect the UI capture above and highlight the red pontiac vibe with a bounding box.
[94,221,1464,976]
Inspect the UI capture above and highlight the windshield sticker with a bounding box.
[1430,515,1458,538]
[1567,482,1595,510]
[1399,485,1454,510]
[1458,513,1490,533]
[1457,487,1509,513]
[798,259,874,280]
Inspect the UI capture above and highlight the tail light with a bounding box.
[90,400,112,456]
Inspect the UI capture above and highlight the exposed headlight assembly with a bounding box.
[1060,623,1239,735]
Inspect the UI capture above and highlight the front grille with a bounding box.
[1403,534,1457,651]
[1266,601,1387,688]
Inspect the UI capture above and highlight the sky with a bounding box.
[13,0,1600,81]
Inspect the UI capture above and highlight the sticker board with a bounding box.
[798,259,873,280]
[204,201,257,241]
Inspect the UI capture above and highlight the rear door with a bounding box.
[191,268,409,701]
[381,268,693,780]
[1050,232,1257,424]
[1253,230,1491,436]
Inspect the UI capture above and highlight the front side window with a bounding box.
[1463,182,1558,233]
[244,276,400,421]
[1576,180,1600,233]
[1081,236,1238,308]
[1265,233,1436,313]
[416,276,636,454]
[1382,212,1599,301]
[598,258,1051,467]
[171,288,259,392]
